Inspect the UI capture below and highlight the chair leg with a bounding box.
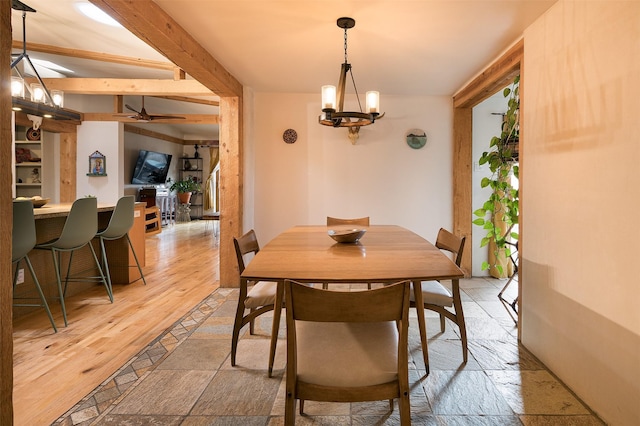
[388,399,393,410]
[99,237,113,295]
[88,242,113,302]
[231,300,247,366]
[126,234,147,285]
[249,308,256,334]
[51,249,68,327]
[24,256,57,333]
[13,258,57,333]
[285,392,296,425]
[439,313,446,332]
[299,399,305,415]
[452,280,468,363]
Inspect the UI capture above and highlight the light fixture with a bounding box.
[10,0,80,121]
[51,90,64,107]
[319,17,384,144]
[11,76,25,98]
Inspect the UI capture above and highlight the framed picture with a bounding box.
[87,150,107,176]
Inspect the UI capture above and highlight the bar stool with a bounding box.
[12,200,57,332]
[35,197,110,326]
[96,195,147,288]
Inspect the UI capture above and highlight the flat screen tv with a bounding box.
[131,150,172,185]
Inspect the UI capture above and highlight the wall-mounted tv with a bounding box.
[131,150,172,185]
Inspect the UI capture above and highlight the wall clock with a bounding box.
[406,129,427,149]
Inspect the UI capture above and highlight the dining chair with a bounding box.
[232,229,278,375]
[412,228,468,362]
[35,197,111,327]
[96,195,147,288]
[326,216,370,227]
[325,216,371,289]
[284,279,411,425]
[12,200,57,332]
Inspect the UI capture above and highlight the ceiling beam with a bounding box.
[453,39,523,108]
[11,41,177,71]
[123,124,183,144]
[83,113,218,124]
[150,96,219,107]
[36,78,212,96]
[90,0,243,97]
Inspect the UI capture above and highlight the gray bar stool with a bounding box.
[96,195,146,288]
[35,197,110,327]
[12,200,57,332]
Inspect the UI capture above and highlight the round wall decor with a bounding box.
[283,128,298,144]
[26,127,41,141]
[406,129,427,149]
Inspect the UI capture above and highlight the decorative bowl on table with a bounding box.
[30,197,50,208]
[328,228,367,244]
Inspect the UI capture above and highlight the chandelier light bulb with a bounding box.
[366,91,379,113]
[11,76,25,98]
[322,85,337,110]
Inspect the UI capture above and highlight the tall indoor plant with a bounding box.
[473,75,520,277]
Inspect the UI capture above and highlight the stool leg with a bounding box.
[126,234,147,285]
[89,242,113,302]
[50,249,68,327]
[24,255,57,332]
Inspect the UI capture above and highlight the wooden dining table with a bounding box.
[240,225,465,376]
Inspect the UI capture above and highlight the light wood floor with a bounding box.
[12,221,219,426]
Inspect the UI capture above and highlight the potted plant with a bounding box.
[170,176,202,204]
[473,75,520,277]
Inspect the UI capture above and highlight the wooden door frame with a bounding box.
[452,39,523,282]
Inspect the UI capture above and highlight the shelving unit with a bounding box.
[14,125,43,198]
[179,157,203,219]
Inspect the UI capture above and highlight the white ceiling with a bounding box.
[11,0,557,138]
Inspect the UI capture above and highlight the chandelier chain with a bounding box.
[344,26,363,112]
[344,27,348,64]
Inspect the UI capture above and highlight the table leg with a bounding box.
[412,280,430,375]
[268,280,284,377]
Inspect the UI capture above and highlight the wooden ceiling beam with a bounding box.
[90,0,243,97]
[453,39,523,108]
[35,78,212,96]
[149,96,219,107]
[83,113,218,124]
[11,41,176,71]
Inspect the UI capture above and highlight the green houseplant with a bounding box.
[169,176,202,204]
[473,75,520,277]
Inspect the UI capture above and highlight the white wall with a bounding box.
[76,121,123,204]
[472,92,509,276]
[522,1,640,424]
[248,92,454,247]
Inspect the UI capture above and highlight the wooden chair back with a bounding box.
[233,229,260,274]
[284,279,411,424]
[326,216,370,227]
[435,227,466,266]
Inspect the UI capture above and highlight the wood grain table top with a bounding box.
[241,225,464,283]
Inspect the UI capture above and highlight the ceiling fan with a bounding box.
[115,96,186,122]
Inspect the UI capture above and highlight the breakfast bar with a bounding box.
[12,201,146,319]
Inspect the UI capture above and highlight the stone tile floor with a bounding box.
[54,278,605,425]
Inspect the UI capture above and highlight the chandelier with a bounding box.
[319,17,383,144]
[10,0,80,121]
